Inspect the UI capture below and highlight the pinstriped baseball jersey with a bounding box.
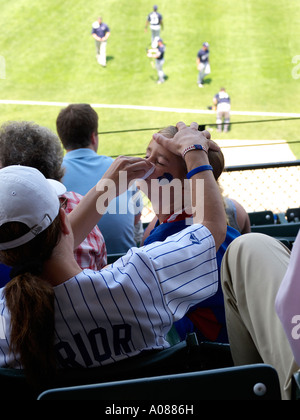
[0,224,218,369]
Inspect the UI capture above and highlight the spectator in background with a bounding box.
[145,5,163,46]
[56,103,141,255]
[224,197,251,234]
[0,121,107,281]
[213,87,231,132]
[91,16,110,67]
[197,42,210,87]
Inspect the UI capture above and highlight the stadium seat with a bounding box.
[106,253,126,264]
[0,333,233,400]
[142,221,150,231]
[0,368,36,401]
[37,364,281,401]
[251,222,300,249]
[248,211,274,226]
[286,208,300,223]
[166,324,182,345]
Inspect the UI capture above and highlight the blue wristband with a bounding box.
[186,165,213,179]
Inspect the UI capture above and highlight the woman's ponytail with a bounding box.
[0,216,62,388]
[5,273,56,387]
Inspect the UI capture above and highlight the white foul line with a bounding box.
[0,99,299,118]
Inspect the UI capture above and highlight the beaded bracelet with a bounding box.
[182,144,208,159]
[186,165,213,179]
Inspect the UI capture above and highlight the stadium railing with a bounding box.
[221,160,300,216]
[219,160,300,248]
[37,364,281,401]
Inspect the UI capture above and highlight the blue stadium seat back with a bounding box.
[49,336,233,390]
[251,222,300,249]
[0,342,188,400]
[106,253,126,264]
[286,208,300,223]
[0,368,36,400]
[0,334,233,400]
[248,211,274,226]
[37,364,281,401]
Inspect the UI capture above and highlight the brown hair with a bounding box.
[56,104,99,150]
[158,125,225,180]
[0,217,62,387]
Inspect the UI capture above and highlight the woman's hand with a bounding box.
[69,156,154,249]
[152,122,220,157]
[97,155,154,197]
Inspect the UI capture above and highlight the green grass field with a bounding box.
[0,0,300,158]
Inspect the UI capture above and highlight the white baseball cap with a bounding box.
[0,165,66,250]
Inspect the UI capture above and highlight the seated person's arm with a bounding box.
[68,156,153,249]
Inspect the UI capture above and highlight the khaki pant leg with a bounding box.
[99,41,107,66]
[221,233,299,399]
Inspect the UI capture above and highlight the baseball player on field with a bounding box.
[154,38,166,83]
[145,5,163,46]
[0,123,226,384]
[91,16,110,67]
[197,42,210,87]
[213,87,231,132]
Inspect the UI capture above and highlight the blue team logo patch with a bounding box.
[189,233,202,244]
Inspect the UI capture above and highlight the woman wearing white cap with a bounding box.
[0,122,226,389]
[0,121,107,278]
